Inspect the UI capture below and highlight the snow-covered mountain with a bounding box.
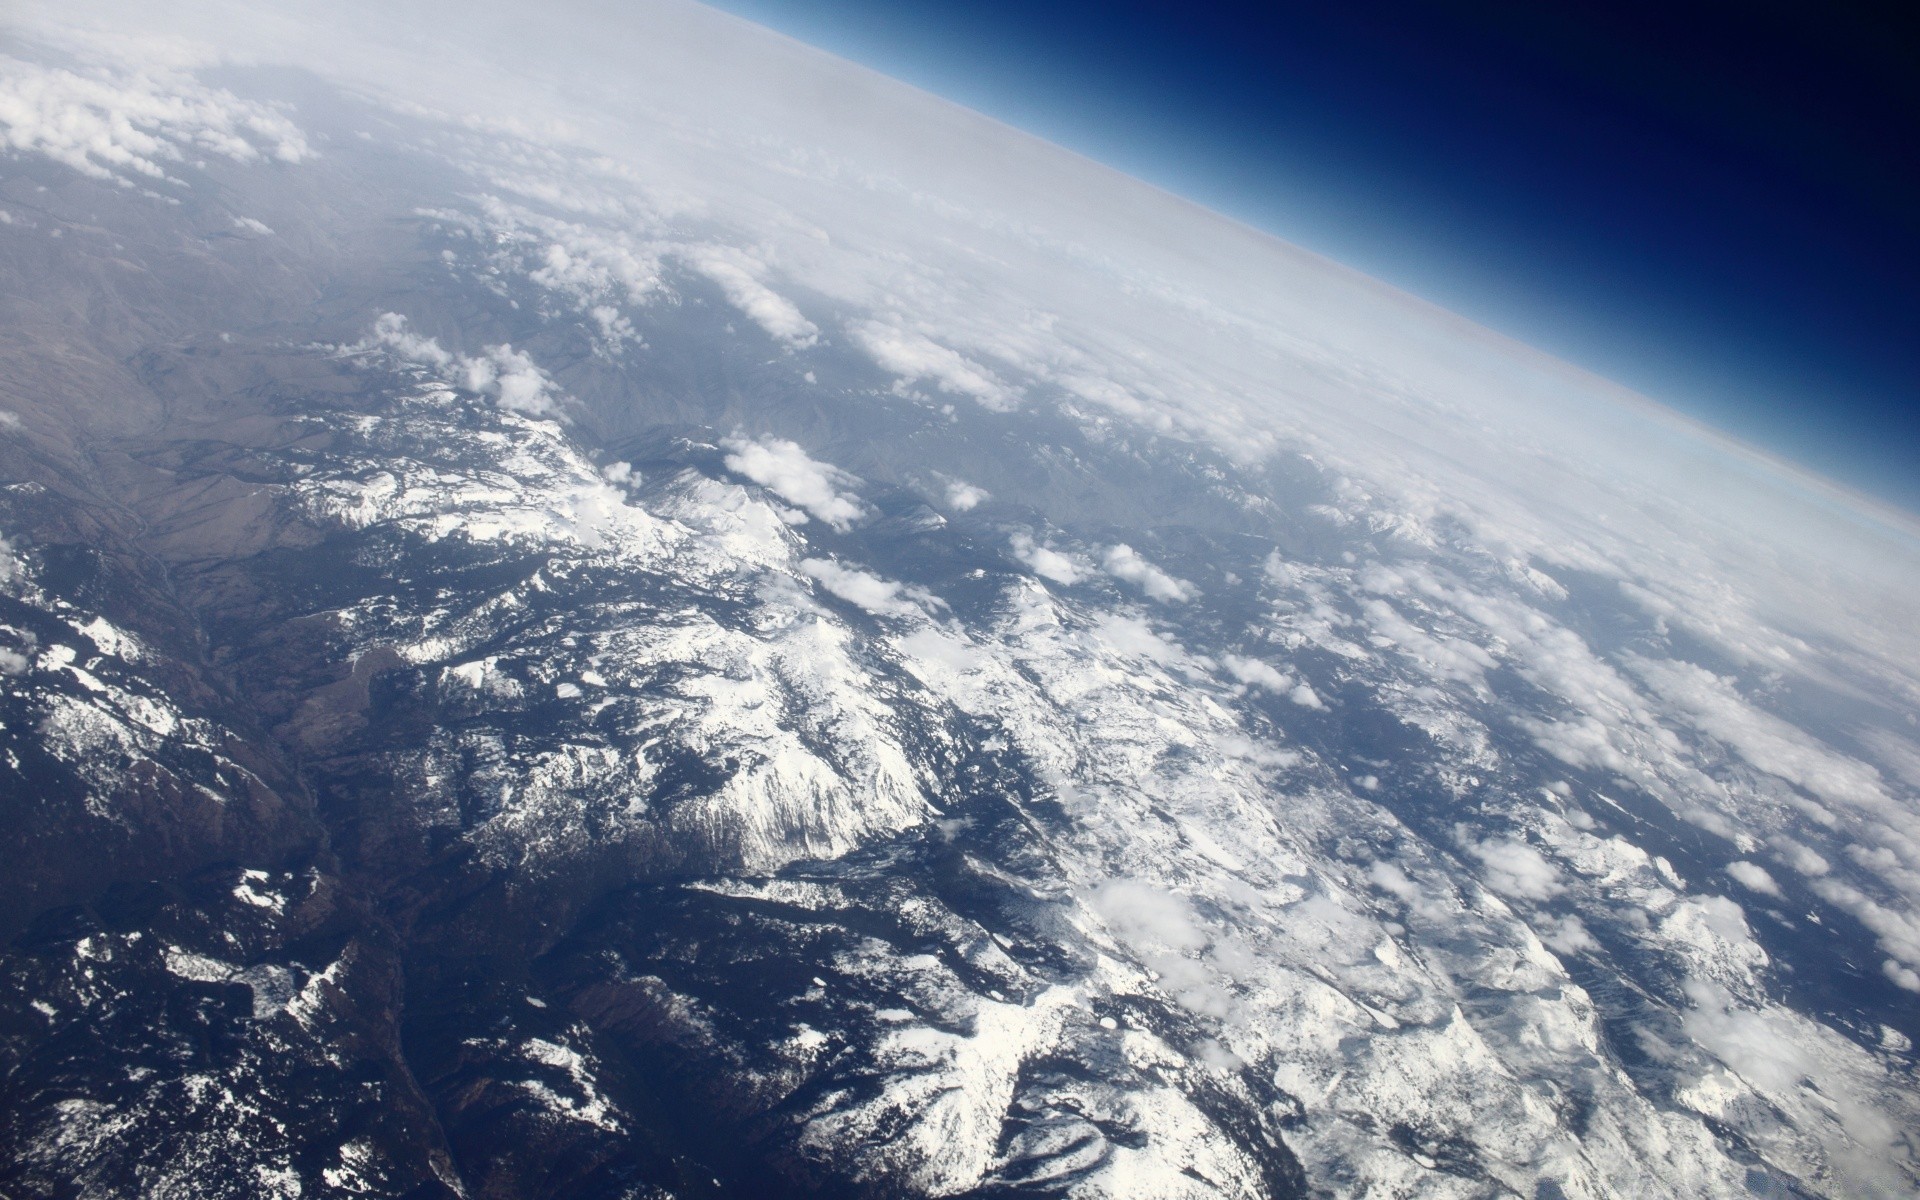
[2,3,1918,1196]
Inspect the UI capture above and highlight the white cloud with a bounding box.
[1808,876,1920,980]
[1086,880,1233,1018]
[1724,861,1783,899]
[1681,979,1816,1095]
[940,477,988,511]
[423,197,661,340]
[1288,682,1324,709]
[1467,837,1564,901]
[1359,596,1495,684]
[1632,657,1892,814]
[1680,977,1916,1191]
[1101,544,1196,603]
[721,435,866,530]
[1366,861,1421,903]
[850,320,1015,410]
[800,558,933,619]
[1540,914,1599,956]
[1008,533,1080,585]
[0,56,310,186]
[460,343,562,417]
[365,311,453,369]
[1090,614,1188,667]
[1771,837,1830,877]
[680,245,817,347]
[1221,653,1291,694]
[363,313,563,418]
[230,215,273,235]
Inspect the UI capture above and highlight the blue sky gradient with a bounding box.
[710,0,1920,511]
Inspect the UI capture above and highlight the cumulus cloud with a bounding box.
[422,198,659,351]
[1680,979,1816,1095]
[1358,596,1495,684]
[1724,861,1783,899]
[1090,613,1189,667]
[800,557,936,619]
[460,343,563,416]
[1009,533,1081,585]
[1366,861,1421,903]
[1467,837,1564,901]
[230,215,273,235]
[1772,838,1830,877]
[721,435,866,530]
[1102,544,1196,603]
[680,245,817,347]
[1632,657,1892,814]
[365,311,453,368]
[1540,914,1599,956]
[940,476,989,511]
[1516,712,1632,774]
[1086,880,1233,1018]
[0,56,310,186]
[1807,875,1920,984]
[1221,653,1292,694]
[850,320,1016,410]
[1680,978,1915,1190]
[363,313,563,418]
[537,235,658,307]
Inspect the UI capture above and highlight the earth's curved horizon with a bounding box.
[2,2,1918,1197]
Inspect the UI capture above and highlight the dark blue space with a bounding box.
[711,0,1920,513]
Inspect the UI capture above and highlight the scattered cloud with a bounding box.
[850,320,1015,410]
[1772,838,1830,877]
[460,343,563,417]
[421,197,660,350]
[1540,913,1599,956]
[1724,861,1783,899]
[363,313,563,418]
[1008,533,1080,585]
[1632,657,1892,814]
[1807,875,1920,983]
[1086,880,1233,1019]
[1366,861,1421,904]
[681,245,817,347]
[1221,653,1291,694]
[1090,613,1188,667]
[1102,544,1196,603]
[0,56,310,186]
[1467,837,1564,901]
[939,476,988,511]
[721,435,866,530]
[801,558,935,619]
